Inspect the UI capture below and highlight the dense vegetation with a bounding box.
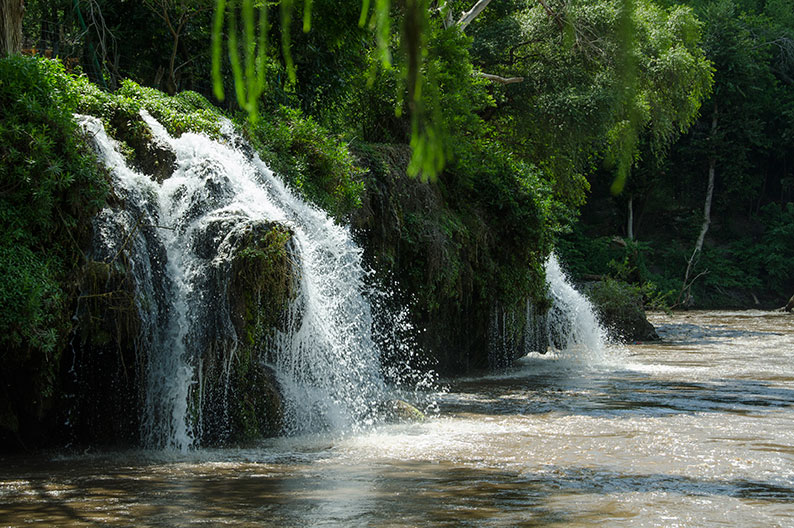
[0,57,108,438]
[558,0,794,308]
[0,0,791,446]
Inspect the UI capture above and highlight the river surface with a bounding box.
[1,311,793,527]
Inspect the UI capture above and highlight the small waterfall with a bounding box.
[77,111,396,449]
[519,254,611,361]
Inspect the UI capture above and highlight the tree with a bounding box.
[1,0,24,56]
[459,0,712,203]
[145,0,214,93]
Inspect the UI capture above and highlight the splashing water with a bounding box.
[517,254,615,364]
[77,111,404,449]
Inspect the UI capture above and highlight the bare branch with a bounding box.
[478,72,525,84]
[507,39,541,65]
[457,0,493,30]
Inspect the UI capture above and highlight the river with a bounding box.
[1,310,792,527]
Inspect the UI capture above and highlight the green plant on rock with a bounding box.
[0,56,109,436]
[241,106,364,220]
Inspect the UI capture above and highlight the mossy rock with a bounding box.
[64,257,143,446]
[108,110,176,183]
[585,279,660,342]
[228,221,301,344]
[376,399,426,424]
[352,144,549,374]
[194,220,300,445]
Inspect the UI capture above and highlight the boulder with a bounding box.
[191,219,300,444]
[585,279,660,342]
[376,399,426,424]
[108,110,176,183]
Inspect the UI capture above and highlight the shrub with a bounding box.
[241,106,364,220]
[0,56,108,431]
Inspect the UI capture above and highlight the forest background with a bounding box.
[2,0,793,337]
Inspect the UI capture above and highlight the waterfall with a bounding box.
[522,254,611,361]
[77,111,393,449]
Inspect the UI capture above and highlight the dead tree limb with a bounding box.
[457,0,493,30]
[478,72,524,84]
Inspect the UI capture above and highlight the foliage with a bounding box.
[465,0,712,201]
[557,225,675,309]
[755,202,794,292]
[72,77,223,138]
[566,0,794,309]
[0,56,108,427]
[240,106,365,220]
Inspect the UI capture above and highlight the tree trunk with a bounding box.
[680,103,718,304]
[627,197,634,241]
[168,30,180,94]
[0,0,24,56]
[785,294,794,312]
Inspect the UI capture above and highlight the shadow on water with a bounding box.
[443,364,794,419]
[1,457,792,527]
[653,322,786,345]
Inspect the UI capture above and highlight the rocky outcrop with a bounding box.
[64,214,299,447]
[585,279,660,342]
[105,103,177,183]
[66,257,144,445]
[352,144,548,374]
[192,219,299,444]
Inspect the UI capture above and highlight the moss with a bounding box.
[193,221,298,445]
[585,279,659,342]
[352,142,554,373]
[231,223,296,345]
[227,223,297,441]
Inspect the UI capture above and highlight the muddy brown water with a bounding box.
[1,311,792,527]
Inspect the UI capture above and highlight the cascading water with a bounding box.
[520,254,612,361]
[77,111,394,449]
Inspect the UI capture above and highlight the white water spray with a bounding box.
[522,254,613,362]
[78,111,396,449]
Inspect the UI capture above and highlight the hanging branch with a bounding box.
[212,0,268,121]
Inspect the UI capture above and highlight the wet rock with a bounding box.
[108,111,176,183]
[352,144,548,374]
[376,399,426,424]
[66,258,143,445]
[193,219,300,444]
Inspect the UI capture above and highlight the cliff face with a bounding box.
[62,121,301,448]
[352,144,549,375]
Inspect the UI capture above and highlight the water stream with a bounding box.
[8,116,790,526]
[2,311,792,526]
